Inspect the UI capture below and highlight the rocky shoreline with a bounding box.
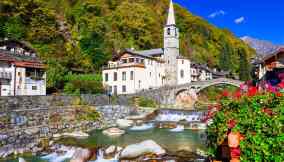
[13,140,207,162]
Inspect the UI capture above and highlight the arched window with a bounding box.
[167,28,171,35]
[180,70,184,78]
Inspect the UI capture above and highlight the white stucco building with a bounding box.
[0,40,46,96]
[102,0,219,95]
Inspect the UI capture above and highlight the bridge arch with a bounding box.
[195,79,242,93]
[174,78,243,108]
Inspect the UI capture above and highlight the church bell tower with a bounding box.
[164,0,180,86]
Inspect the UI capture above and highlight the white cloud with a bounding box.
[208,10,226,18]
[235,16,245,24]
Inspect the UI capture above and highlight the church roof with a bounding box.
[166,0,176,26]
[133,48,164,57]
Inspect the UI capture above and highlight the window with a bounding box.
[32,86,37,90]
[105,73,108,82]
[122,59,127,64]
[122,72,126,81]
[167,28,171,35]
[129,58,134,63]
[114,72,117,81]
[136,58,140,63]
[138,80,141,88]
[149,72,152,77]
[180,70,184,78]
[109,86,112,94]
[122,85,126,92]
[182,60,184,64]
[18,72,21,77]
[130,71,134,80]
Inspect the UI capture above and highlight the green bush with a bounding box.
[63,73,104,95]
[207,92,284,161]
[75,106,101,121]
[137,97,157,108]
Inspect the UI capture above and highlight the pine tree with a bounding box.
[239,48,251,81]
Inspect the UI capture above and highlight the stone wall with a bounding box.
[0,95,153,158]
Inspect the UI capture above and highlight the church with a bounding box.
[102,0,213,95]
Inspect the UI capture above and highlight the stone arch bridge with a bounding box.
[135,78,243,106]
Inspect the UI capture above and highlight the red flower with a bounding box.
[222,90,230,97]
[215,104,222,111]
[275,92,283,97]
[233,90,242,99]
[230,147,241,158]
[239,134,245,141]
[278,82,284,89]
[262,108,273,116]
[247,86,258,97]
[227,119,237,129]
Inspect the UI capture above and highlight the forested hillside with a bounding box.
[0,0,255,92]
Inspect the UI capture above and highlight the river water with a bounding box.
[3,109,208,162]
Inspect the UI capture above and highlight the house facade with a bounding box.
[102,0,216,95]
[253,48,284,81]
[0,40,46,96]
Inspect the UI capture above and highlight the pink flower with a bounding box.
[267,84,277,93]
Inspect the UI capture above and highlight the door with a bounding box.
[114,85,117,95]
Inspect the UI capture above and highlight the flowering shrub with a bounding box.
[206,84,284,161]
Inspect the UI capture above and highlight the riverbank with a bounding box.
[0,103,155,160]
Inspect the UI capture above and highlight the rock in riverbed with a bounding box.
[116,119,133,128]
[70,148,94,162]
[18,157,26,162]
[102,128,125,137]
[120,140,166,159]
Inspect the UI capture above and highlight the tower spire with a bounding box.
[166,0,176,26]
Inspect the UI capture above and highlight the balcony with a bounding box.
[0,71,12,80]
[102,62,145,70]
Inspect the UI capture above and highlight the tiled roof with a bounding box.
[262,47,284,62]
[131,48,164,57]
[0,50,41,63]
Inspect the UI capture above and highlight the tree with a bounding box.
[238,48,251,81]
[219,35,233,71]
[4,16,26,39]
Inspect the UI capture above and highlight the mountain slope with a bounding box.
[241,36,280,56]
[0,0,255,89]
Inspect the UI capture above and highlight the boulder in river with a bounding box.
[120,140,166,159]
[70,148,93,162]
[102,128,125,137]
[18,157,26,162]
[105,145,116,155]
[116,119,133,128]
[62,131,89,139]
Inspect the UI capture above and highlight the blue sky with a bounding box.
[174,0,284,45]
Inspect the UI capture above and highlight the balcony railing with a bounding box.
[0,72,12,80]
[102,62,145,70]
